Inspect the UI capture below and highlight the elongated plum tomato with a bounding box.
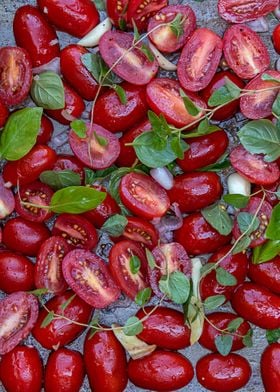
[69,123,120,170]
[196,353,251,392]
[223,24,269,80]
[0,46,32,106]
[119,216,159,249]
[0,175,15,219]
[0,292,38,355]
[261,343,280,392]
[45,349,85,392]
[0,100,9,128]
[127,0,168,31]
[128,350,194,391]
[99,31,158,85]
[0,346,43,392]
[36,115,53,145]
[120,172,170,219]
[177,28,223,92]
[62,249,120,308]
[218,0,278,23]
[273,24,280,54]
[84,329,128,392]
[32,291,92,349]
[37,0,99,38]
[248,255,280,295]
[107,0,129,28]
[13,5,59,68]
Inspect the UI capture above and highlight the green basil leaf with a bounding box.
[202,203,233,236]
[180,89,201,116]
[145,248,156,269]
[84,166,117,185]
[223,194,250,208]
[196,118,220,135]
[216,267,237,286]
[199,156,230,172]
[108,167,135,215]
[113,85,127,105]
[232,236,251,254]
[208,78,240,107]
[130,255,141,275]
[82,52,119,85]
[252,240,280,264]
[266,204,280,240]
[31,71,65,109]
[204,294,226,309]
[266,328,280,344]
[215,334,233,356]
[227,317,244,333]
[123,316,143,336]
[242,330,253,347]
[237,212,260,234]
[272,93,280,118]
[170,135,188,160]
[101,214,128,237]
[40,170,81,190]
[70,120,87,138]
[159,271,190,304]
[225,78,242,99]
[41,311,55,328]
[60,294,76,312]
[135,287,152,306]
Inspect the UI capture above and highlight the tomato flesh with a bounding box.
[127,0,168,31]
[120,216,159,249]
[218,0,278,23]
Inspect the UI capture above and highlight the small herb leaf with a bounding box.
[123,316,143,336]
[202,203,233,236]
[237,212,259,234]
[40,170,81,190]
[130,255,141,275]
[204,295,226,309]
[31,72,65,109]
[232,236,251,254]
[135,287,152,306]
[101,214,128,237]
[227,318,244,332]
[159,271,190,304]
[215,334,233,356]
[60,294,76,312]
[252,240,280,264]
[180,89,201,116]
[216,267,237,287]
[145,248,156,269]
[266,328,280,344]
[41,311,55,328]
[265,204,280,240]
[70,120,87,138]
[223,194,250,208]
[113,85,127,104]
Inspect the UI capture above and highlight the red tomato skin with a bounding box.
[128,350,194,391]
[177,130,229,171]
[84,329,128,392]
[0,346,43,392]
[53,154,84,182]
[0,251,35,293]
[36,115,53,144]
[13,5,59,68]
[94,83,148,133]
[3,218,50,257]
[127,0,168,31]
[273,24,280,54]
[0,100,9,128]
[119,216,159,249]
[231,282,280,330]
[136,307,191,350]
[199,312,251,352]
[37,0,99,38]
[45,348,85,392]
[107,0,129,28]
[175,213,232,255]
[248,255,280,295]
[60,45,98,101]
[167,172,222,213]
[32,291,92,350]
[196,353,251,392]
[218,0,278,23]
[261,343,280,392]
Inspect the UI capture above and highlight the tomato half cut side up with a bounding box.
[107,0,129,28]
[127,0,168,31]
[62,249,121,308]
[121,216,159,249]
[218,0,279,23]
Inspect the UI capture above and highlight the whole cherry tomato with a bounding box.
[261,343,280,392]
[0,100,9,128]
[36,115,53,144]
[248,255,280,295]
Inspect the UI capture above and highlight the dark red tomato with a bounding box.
[32,291,92,349]
[199,312,251,352]
[200,245,248,301]
[177,28,223,92]
[196,353,251,392]
[69,123,120,169]
[0,251,35,293]
[273,24,280,54]
[146,78,206,128]
[136,307,191,350]
[62,249,120,308]
[60,45,98,101]
[248,255,280,295]
[223,25,269,80]
[107,0,129,29]
[3,144,57,186]
[128,350,194,391]
[201,71,245,121]
[0,100,9,128]
[0,46,32,106]
[127,0,168,31]
[177,130,229,171]
[13,5,59,68]
[0,292,38,355]
[231,282,280,329]
[218,0,278,23]
[99,31,158,85]
[240,71,280,119]
[3,218,50,256]
[149,242,192,299]
[120,216,159,249]
[94,83,148,133]
[120,172,170,219]
[15,181,53,223]
[261,343,280,392]
[36,115,53,144]
[175,213,231,255]
[53,154,84,182]
[0,175,15,219]
[84,329,128,392]
[45,348,85,392]
[233,197,272,248]
[35,236,70,295]
[38,0,99,38]
[230,145,280,186]
[167,172,222,213]
[0,346,43,392]
[45,81,85,125]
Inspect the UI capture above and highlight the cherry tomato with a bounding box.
[53,154,84,182]
[0,175,15,219]
[120,172,170,219]
[127,0,168,31]
[253,179,280,207]
[36,115,53,144]
[45,348,85,392]
[84,329,128,392]
[218,0,278,23]
[13,5,59,68]
[273,24,280,54]
[261,343,280,392]
[119,216,159,249]
[32,291,92,350]
[0,292,38,355]
[196,353,251,392]
[107,0,129,29]
[248,255,280,295]
[3,217,50,256]
[99,31,158,85]
[0,346,43,392]
[178,28,223,92]
[231,282,280,329]
[230,145,280,186]
[223,24,269,80]
[0,46,32,106]
[0,100,9,128]
[62,249,120,308]
[128,350,194,391]
[37,0,100,38]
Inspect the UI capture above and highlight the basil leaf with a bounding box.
[70,120,87,138]
[216,267,237,286]
[171,135,188,160]
[0,107,43,161]
[252,240,280,264]
[41,311,55,328]
[272,93,280,118]
[232,236,251,254]
[31,72,65,109]
[202,203,233,236]
[40,170,81,190]
[84,166,117,185]
[101,214,128,237]
[135,287,152,306]
[145,248,156,269]
[237,212,260,234]
[159,271,190,304]
[180,89,201,116]
[215,334,233,356]
[223,194,250,208]
[266,328,280,344]
[199,156,230,172]
[130,255,141,275]
[108,167,134,215]
[227,318,244,333]
[208,78,240,107]
[196,118,220,135]
[82,52,119,85]
[123,316,143,336]
[266,204,280,240]
[204,294,226,309]
[113,85,127,105]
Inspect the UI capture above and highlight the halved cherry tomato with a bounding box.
[0,46,32,106]
[273,24,280,54]
[218,0,278,23]
[0,292,38,355]
[223,24,269,80]
[248,255,280,295]
[127,0,168,31]
[177,28,223,92]
[253,179,280,207]
[36,115,53,145]
[119,216,159,249]
[107,0,129,29]
[53,154,84,182]
[0,175,15,219]
[261,343,280,392]
[0,100,9,128]
[62,249,120,308]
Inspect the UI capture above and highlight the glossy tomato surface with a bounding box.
[107,0,129,28]
[127,0,168,31]
[0,100,9,128]
[218,0,278,23]
[261,343,280,392]
[36,115,53,144]
[120,216,159,249]
[248,255,280,295]
[273,24,280,54]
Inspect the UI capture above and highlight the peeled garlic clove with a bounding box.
[227,172,251,196]
[148,42,177,71]
[78,18,112,47]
